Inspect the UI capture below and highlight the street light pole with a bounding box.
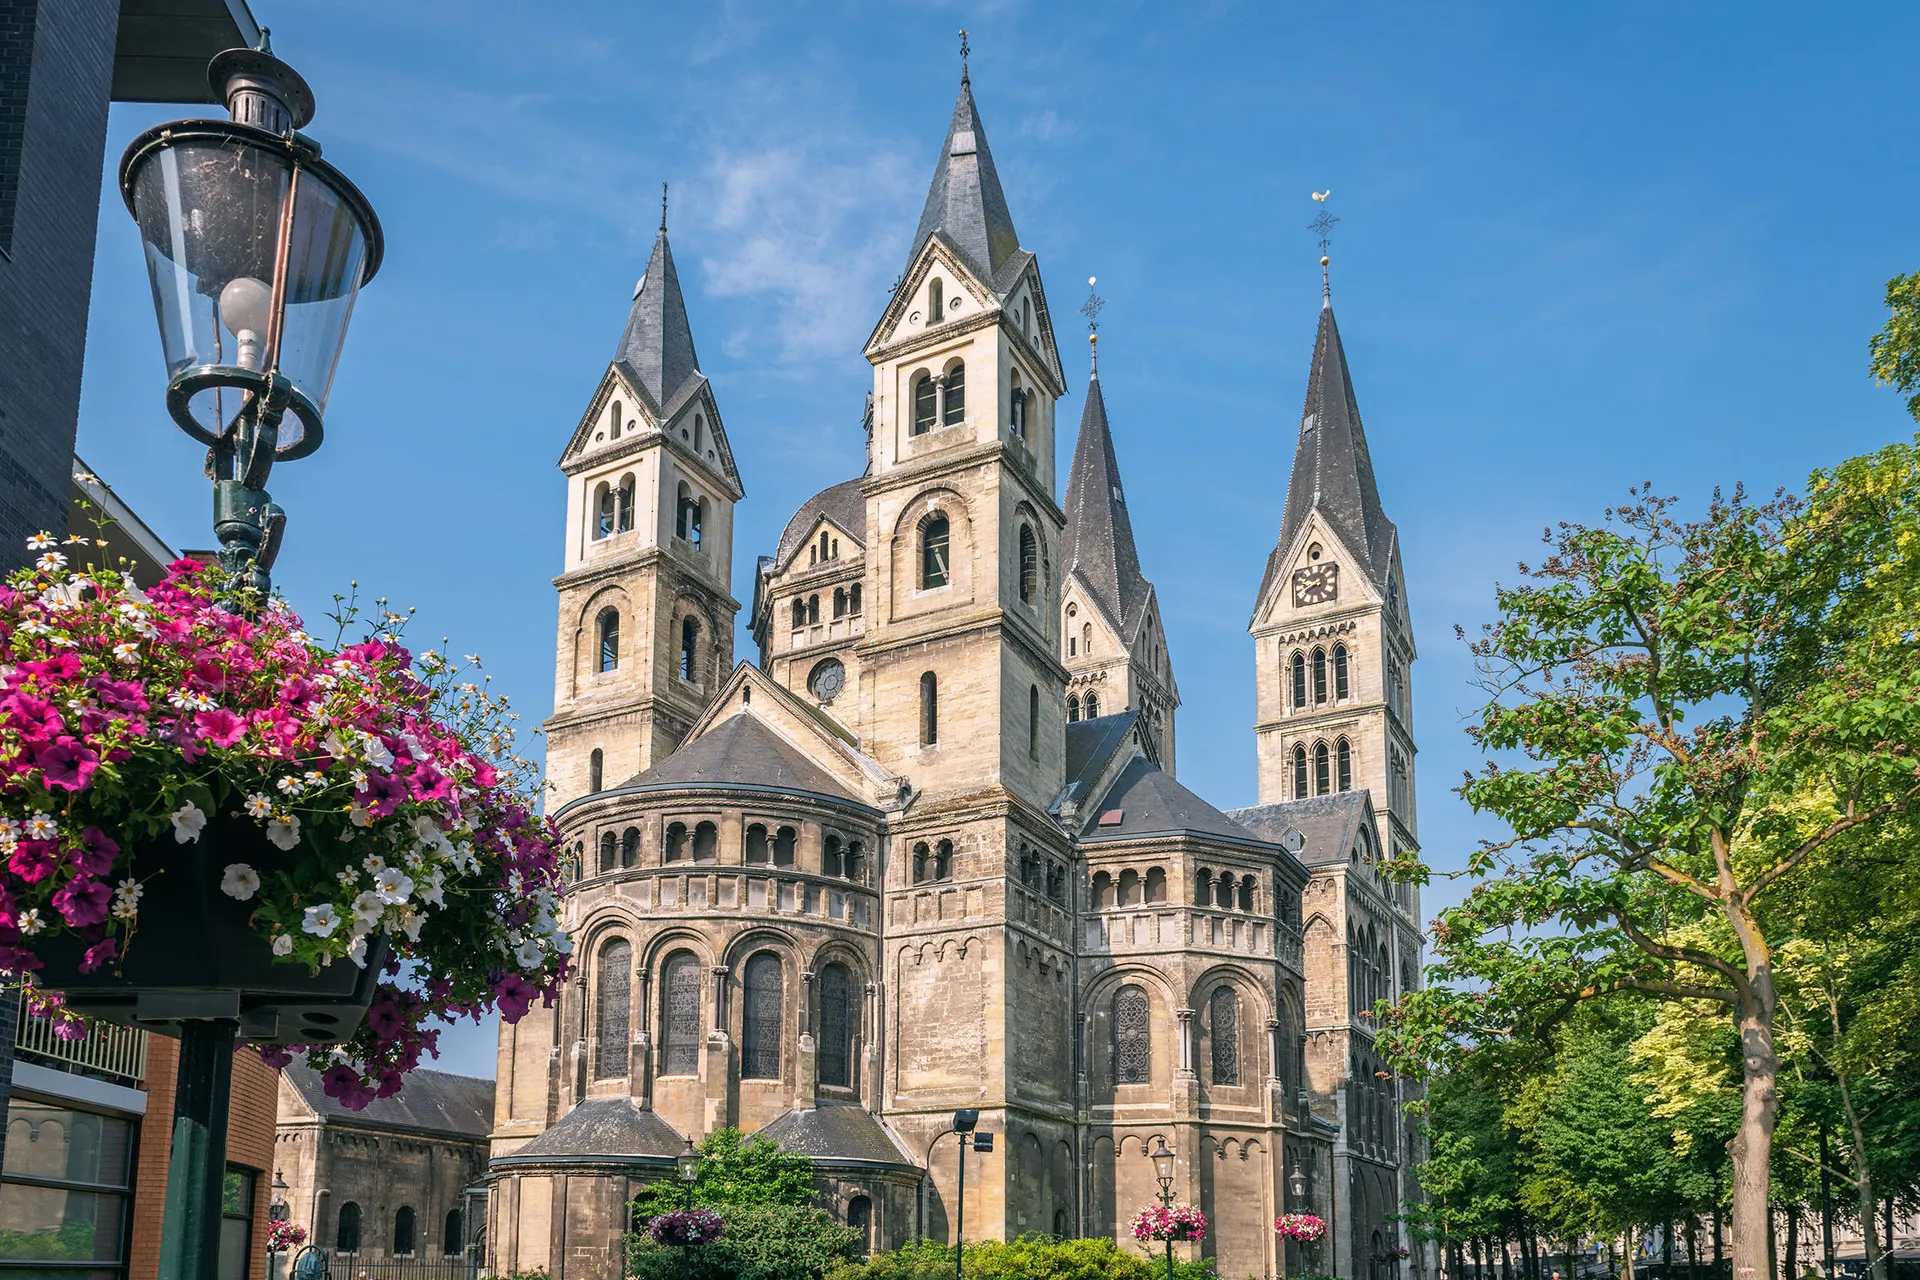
[676,1138,703,1280]
[1290,1163,1308,1280]
[945,1110,991,1280]
[1152,1138,1177,1280]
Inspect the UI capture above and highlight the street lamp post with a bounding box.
[676,1138,703,1280]
[1289,1163,1307,1280]
[1151,1137,1177,1280]
[116,33,380,1280]
[928,1109,992,1280]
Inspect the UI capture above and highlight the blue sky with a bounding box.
[77,2,1920,1078]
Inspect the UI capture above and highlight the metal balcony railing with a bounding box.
[14,1009,149,1086]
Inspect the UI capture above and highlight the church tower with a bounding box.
[1249,283,1417,865]
[543,219,744,808]
[1060,332,1180,772]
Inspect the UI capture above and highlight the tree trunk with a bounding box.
[1625,1225,1638,1280]
[1687,1217,1700,1280]
[1503,1230,1516,1280]
[1727,980,1780,1280]
[1783,1205,1798,1280]
[1713,1205,1724,1276]
[1834,1068,1885,1280]
[1665,1219,1674,1280]
[1820,1125,1836,1279]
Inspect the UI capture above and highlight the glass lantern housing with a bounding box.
[120,119,382,455]
[676,1138,702,1183]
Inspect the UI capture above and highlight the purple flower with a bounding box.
[366,997,404,1040]
[192,707,248,748]
[8,840,59,885]
[52,877,111,928]
[70,827,119,877]
[354,771,407,818]
[78,938,118,974]
[36,738,99,792]
[320,1063,375,1110]
[258,1045,294,1070]
[1,693,63,742]
[493,974,536,1023]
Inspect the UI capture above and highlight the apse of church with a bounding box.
[488,58,1424,1280]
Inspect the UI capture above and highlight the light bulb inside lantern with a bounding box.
[219,276,274,369]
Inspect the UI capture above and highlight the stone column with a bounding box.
[630,965,652,1103]
[1174,1007,1198,1119]
[569,974,588,1104]
[705,965,732,1131]
[798,969,818,1108]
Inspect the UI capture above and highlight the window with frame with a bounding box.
[920,672,939,745]
[1028,685,1040,760]
[1291,651,1307,708]
[1113,985,1151,1085]
[393,1205,416,1257]
[597,608,620,673]
[741,952,784,1080]
[1333,642,1350,699]
[594,484,615,540]
[662,953,701,1075]
[337,1201,362,1252]
[1312,647,1328,703]
[221,1170,259,1280]
[912,376,937,435]
[1209,986,1240,1086]
[928,278,943,326]
[1067,694,1080,721]
[942,363,966,424]
[0,1101,136,1278]
[589,748,604,793]
[617,474,636,533]
[621,827,640,868]
[1018,524,1038,604]
[595,939,632,1078]
[680,616,700,682]
[1292,744,1308,799]
[442,1209,464,1257]
[1084,693,1099,718]
[1314,742,1331,795]
[920,514,950,589]
[1337,738,1353,792]
[818,962,856,1088]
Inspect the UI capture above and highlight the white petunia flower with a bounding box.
[271,934,294,957]
[418,870,446,908]
[348,804,371,828]
[265,816,301,851]
[302,903,340,937]
[346,936,369,968]
[220,863,260,900]
[351,890,384,927]
[244,793,274,819]
[171,801,207,844]
[514,938,543,968]
[373,868,414,905]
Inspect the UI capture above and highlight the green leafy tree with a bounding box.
[1868,273,1920,420]
[628,1203,861,1280]
[825,1236,1216,1280]
[1380,437,1920,1273]
[629,1127,817,1219]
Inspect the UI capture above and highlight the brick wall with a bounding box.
[131,1036,283,1280]
[0,0,118,575]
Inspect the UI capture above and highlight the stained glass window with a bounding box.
[1114,986,1150,1085]
[1210,987,1239,1086]
[662,953,701,1076]
[595,939,631,1078]
[819,962,854,1088]
[742,952,783,1079]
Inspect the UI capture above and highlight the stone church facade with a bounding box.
[486,66,1426,1280]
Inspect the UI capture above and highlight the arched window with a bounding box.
[1113,986,1151,1085]
[833,587,847,618]
[818,962,855,1088]
[1312,647,1328,704]
[1084,693,1099,718]
[942,362,966,424]
[1333,643,1350,700]
[820,531,832,561]
[1291,652,1308,708]
[1117,869,1140,906]
[849,584,863,615]
[773,826,796,867]
[1337,738,1353,792]
[1092,870,1113,908]
[692,821,718,862]
[594,483,615,540]
[336,1202,362,1252]
[1010,385,1026,435]
[934,839,953,880]
[848,1195,872,1257]
[1067,694,1080,721]
[442,1208,463,1256]
[1028,685,1040,760]
[394,1206,416,1256]
[680,616,700,682]
[693,415,706,454]
[675,482,693,539]
[1217,870,1235,908]
[1018,524,1038,604]
[597,608,620,673]
[1238,876,1255,911]
[741,952,783,1080]
[823,834,844,878]
[1145,867,1166,903]
[846,841,865,882]
[1291,745,1308,799]
[913,842,930,883]
[928,278,943,326]
[610,401,623,439]
[1195,868,1213,907]
[598,832,616,874]
[617,474,636,533]
[791,599,806,629]
[806,595,820,625]
[621,827,640,868]
[594,939,631,1078]
[920,672,938,745]
[661,953,701,1075]
[1314,741,1331,795]
[1082,622,1093,655]
[1210,987,1240,1086]
[589,748,604,793]
[920,514,950,588]
[912,375,937,435]
[664,822,687,862]
[745,824,769,864]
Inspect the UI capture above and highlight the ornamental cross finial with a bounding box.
[1308,190,1339,302]
[959,30,970,83]
[661,182,669,233]
[1081,276,1106,376]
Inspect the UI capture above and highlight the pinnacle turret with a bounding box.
[613,226,701,413]
[905,77,1021,285]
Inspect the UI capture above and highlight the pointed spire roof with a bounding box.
[1063,369,1151,632]
[907,78,1021,284]
[613,226,701,412]
[1259,300,1398,606]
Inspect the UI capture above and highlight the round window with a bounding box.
[808,658,846,703]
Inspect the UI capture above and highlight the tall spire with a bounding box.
[1063,357,1150,632]
[905,61,1021,284]
[1259,298,1398,607]
[613,220,701,411]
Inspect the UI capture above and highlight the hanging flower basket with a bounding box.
[1130,1204,1208,1243]
[267,1222,308,1253]
[648,1209,724,1247]
[0,543,572,1105]
[1275,1213,1327,1243]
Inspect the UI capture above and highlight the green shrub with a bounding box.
[629,1128,818,1221]
[626,1203,861,1280]
[826,1236,1217,1280]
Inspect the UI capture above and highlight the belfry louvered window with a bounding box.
[921,515,950,589]
[594,940,631,1078]
[1292,745,1308,799]
[913,376,937,435]
[741,952,783,1080]
[662,953,700,1075]
[1291,652,1307,708]
[818,962,855,1088]
[1114,985,1150,1085]
[1019,524,1038,604]
[1210,986,1240,1086]
[942,363,965,424]
[1333,643,1350,700]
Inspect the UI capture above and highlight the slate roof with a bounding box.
[1228,791,1371,867]
[1062,710,1138,808]
[1062,373,1152,634]
[1257,301,1399,612]
[907,77,1021,286]
[493,1098,686,1166]
[282,1064,493,1139]
[1082,754,1268,846]
[755,1105,917,1168]
[773,478,867,573]
[615,712,865,805]
[614,226,702,412]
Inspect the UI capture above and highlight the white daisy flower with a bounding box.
[34,552,66,572]
[18,909,45,936]
[244,794,273,819]
[348,768,368,789]
[360,854,387,876]
[275,775,304,796]
[302,903,340,937]
[113,642,141,665]
[25,532,55,551]
[220,863,260,900]
[25,814,58,840]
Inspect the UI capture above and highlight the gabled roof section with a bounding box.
[1257,301,1399,609]
[1228,791,1374,868]
[1062,710,1141,809]
[773,479,867,574]
[1062,372,1152,634]
[281,1065,493,1139]
[1082,755,1270,847]
[906,76,1021,286]
[615,226,702,413]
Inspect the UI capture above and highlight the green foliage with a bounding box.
[627,1203,861,1280]
[0,1222,98,1261]
[481,1271,549,1280]
[628,1127,818,1220]
[1869,272,1920,419]
[826,1236,1216,1280]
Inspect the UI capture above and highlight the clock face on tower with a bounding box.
[1292,563,1339,607]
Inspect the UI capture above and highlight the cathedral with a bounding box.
[483,63,1426,1280]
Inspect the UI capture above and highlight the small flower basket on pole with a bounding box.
[1275,1213,1327,1280]
[1132,1203,1209,1247]
[266,1222,307,1254]
[647,1209,725,1248]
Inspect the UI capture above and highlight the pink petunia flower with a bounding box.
[52,877,112,928]
[193,707,248,748]
[36,737,99,791]
[8,841,59,885]
[78,938,118,974]
[69,827,119,877]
